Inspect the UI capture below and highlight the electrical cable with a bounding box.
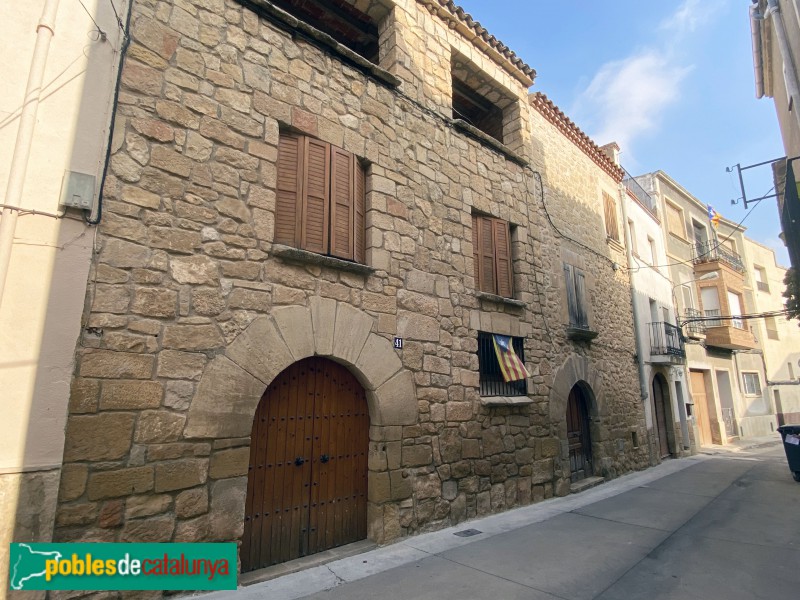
[76,0,107,38]
[85,0,131,225]
[108,0,126,33]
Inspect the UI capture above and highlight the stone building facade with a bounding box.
[52,0,648,579]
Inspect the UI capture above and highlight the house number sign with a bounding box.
[393,337,403,349]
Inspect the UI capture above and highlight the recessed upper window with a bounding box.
[472,214,514,298]
[276,132,366,263]
[270,0,387,62]
[477,331,527,397]
[563,263,588,330]
[451,51,517,145]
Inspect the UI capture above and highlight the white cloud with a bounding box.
[573,51,691,153]
[570,1,721,159]
[659,0,721,34]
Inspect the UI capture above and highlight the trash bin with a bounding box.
[777,425,800,482]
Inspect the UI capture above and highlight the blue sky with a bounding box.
[456,0,790,266]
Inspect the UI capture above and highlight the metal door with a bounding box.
[566,386,592,482]
[242,357,368,572]
[653,375,670,458]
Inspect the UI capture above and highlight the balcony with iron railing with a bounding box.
[648,321,685,363]
[683,308,706,338]
[622,169,658,218]
[692,240,745,273]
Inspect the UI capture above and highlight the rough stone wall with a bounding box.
[53,0,648,569]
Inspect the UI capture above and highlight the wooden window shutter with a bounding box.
[300,137,330,255]
[492,219,513,297]
[472,214,481,290]
[276,133,303,246]
[574,270,588,327]
[564,263,578,326]
[354,159,366,263]
[479,216,496,294]
[330,146,355,260]
[603,192,619,241]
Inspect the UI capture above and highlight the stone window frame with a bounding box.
[449,49,526,160]
[562,260,598,342]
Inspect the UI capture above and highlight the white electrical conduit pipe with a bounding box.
[0,0,60,308]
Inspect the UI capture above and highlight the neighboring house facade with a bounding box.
[0,0,129,591]
[637,171,773,445]
[743,237,800,423]
[615,164,693,463]
[48,0,648,580]
[750,0,800,274]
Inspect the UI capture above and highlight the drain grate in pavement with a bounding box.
[453,529,482,537]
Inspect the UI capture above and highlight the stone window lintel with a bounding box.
[237,0,400,88]
[272,244,376,275]
[566,326,599,342]
[475,290,526,308]
[480,395,534,407]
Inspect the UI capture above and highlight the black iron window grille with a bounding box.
[477,331,527,397]
[648,322,685,357]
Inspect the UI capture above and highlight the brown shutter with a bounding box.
[564,263,578,326]
[300,137,330,254]
[276,133,303,246]
[480,216,496,294]
[492,218,513,297]
[472,214,481,290]
[330,147,355,260]
[574,270,588,327]
[354,159,366,263]
[603,192,619,241]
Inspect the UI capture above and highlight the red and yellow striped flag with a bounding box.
[492,334,529,383]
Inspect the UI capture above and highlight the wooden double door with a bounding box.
[652,375,671,459]
[566,386,592,482]
[241,357,369,572]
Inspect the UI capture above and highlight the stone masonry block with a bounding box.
[272,305,314,361]
[333,303,373,366]
[87,467,154,500]
[225,317,294,385]
[310,296,337,356]
[63,413,135,462]
[372,370,417,426]
[184,356,265,439]
[355,333,403,391]
[154,459,208,492]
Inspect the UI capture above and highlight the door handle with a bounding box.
[320,454,329,463]
[295,457,305,466]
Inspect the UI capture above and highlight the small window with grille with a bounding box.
[477,331,527,397]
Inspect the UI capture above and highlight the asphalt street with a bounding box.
[208,438,799,600]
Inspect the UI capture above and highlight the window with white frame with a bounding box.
[742,372,762,396]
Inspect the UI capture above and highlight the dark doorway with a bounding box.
[241,357,369,572]
[566,385,592,482]
[653,374,671,459]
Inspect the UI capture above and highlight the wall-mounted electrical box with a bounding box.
[59,170,96,210]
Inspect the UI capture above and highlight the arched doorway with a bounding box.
[566,385,592,482]
[241,357,369,572]
[652,373,671,459]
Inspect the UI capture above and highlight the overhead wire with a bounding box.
[76,0,107,38]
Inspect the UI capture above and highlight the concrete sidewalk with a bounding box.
[205,437,798,600]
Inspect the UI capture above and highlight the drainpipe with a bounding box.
[618,181,655,465]
[0,0,60,308]
[765,0,800,133]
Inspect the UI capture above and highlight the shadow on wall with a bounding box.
[0,0,126,591]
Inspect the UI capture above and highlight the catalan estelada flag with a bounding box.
[492,334,529,383]
[707,204,721,229]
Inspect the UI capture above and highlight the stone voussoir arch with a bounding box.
[184,296,418,440]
